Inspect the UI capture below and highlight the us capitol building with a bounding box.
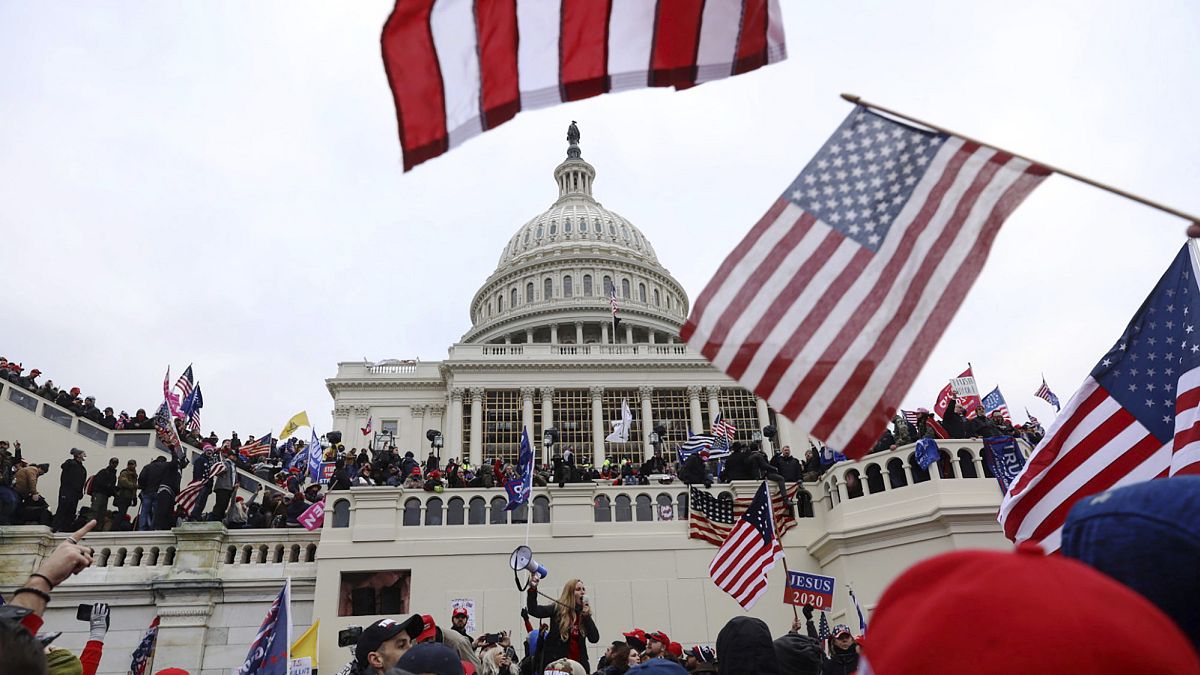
[0,129,1017,674]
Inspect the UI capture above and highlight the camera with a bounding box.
[338,626,363,647]
[482,632,504,645]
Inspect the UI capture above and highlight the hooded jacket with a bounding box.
[59,458,87,499]
[715,617,780,675]
[773,633,823,675]
[820,644,858,675]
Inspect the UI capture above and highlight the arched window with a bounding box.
[549,221,557,236]
[603,276,614,295]
[635,494,654,521]
[532,495,550,523]
[468,497,487,524]
[614,494,632,522]
[510,288,517,307]
[957,449,978,478]
[865,464,886,494]
[593,495,612,522]
[608,222,617,236]
[563,275,573,298]
[425,497,444,525]
[564,219,572,234]
[638,283,647,303]
[497,293,503,311]
[403,498,422,527]
[447,497,465,525]
[332,499,351,528]
[536,225,543,237]
[543,278,553,300]
[523,231,531,245]
[621,279,631,298]
[580,219,588,233]
[526,282,534,303]
[622,225,631,240]
[583,275,593,296]
[489,496,509,524]
[653,289,660,306]
[887,458,908,489]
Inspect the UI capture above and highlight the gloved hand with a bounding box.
[88,603,110,641]
[520,608,529,621]
[802,604,814,621]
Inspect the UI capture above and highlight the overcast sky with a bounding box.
[2,1,1197,440]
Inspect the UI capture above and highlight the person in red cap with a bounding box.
[861,545,1200,674]
[644,631,671,660]
[667,641,684,662]
[622,628,647,653]
[451,606,472,642]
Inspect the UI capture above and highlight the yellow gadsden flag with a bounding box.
[291,619,319,665]
[280,411,310,440]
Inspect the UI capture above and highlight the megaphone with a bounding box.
[509,545,549,579]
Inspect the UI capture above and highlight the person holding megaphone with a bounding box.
[526,574,599,673]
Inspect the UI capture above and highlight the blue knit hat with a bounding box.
[1061,476,1200,651]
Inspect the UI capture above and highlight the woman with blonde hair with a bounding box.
[476,641,518,675]
[526,575,599,672]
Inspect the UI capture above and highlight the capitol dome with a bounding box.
[463,126,689,345]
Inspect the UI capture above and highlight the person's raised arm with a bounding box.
[525,574,554,619]
[9,520,96,633]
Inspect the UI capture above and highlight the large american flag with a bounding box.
[241,434,272,459]
[1000,243,1200,552]
[173,364,194,403]
[711,412,737,440]
[708,482,784,610]
[175,461,226,514]
[682,106,1049,459]
[689,484,798,546]
[382,0,786,171]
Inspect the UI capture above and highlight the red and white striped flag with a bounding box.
[682,105,1048,459]
[175,461,226,514]
[708,482,783,609]
[382,0,787,171]
[1000,243,1200,552]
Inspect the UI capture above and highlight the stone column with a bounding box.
[410,405,427,455]
[333,406,351,444]
[540,387,555,465]
[625,323,634,344]
[448,388,464,462]
[639,385,654,461]
[590,385,605,466]
[152,522,225,672]
[706,386,721,430]
[551,324,559,343]
[575,322,584,344]
[520,387,536,440]
[469,387,485,466]
[687,385,703,432]
[526,328,534,343]
[755,397,773,454]
[601,321,609,344]
[777,418,795,450]
[648,330,656,345]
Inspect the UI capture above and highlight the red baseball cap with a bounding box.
[861,545,1200,674]
[452,607,468,618]
[646,630,670,645]
[667,641,683,658]
[622,628,647,650]
[417,614,439,643]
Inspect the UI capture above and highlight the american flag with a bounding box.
[688,484,798,546]
[708,482,784,610]
[1000,243,1200,552]
[175,461,226,513]
[381,0,786,171]
[711,412,737,440]
[173,364,194,403]
[182,384,204,434]
[610,286,620,316]
[818,611,830,640]
[241,434,272,459]
[901,409,921,426]
[1035,377,1061,412]
[129,616,159,675]
[235,580,291,675]
[982,386,1011,423]
[682,106,1048,460]
[153,400,184,457]
[678,432,716,463]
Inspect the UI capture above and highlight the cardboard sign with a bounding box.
[320,461,336,484]
[299,500,325,531]
[783,571,836,610]
[450,598,476,634]
[289,657,312,675]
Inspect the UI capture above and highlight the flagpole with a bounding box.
[841,93,1200,232]
[768,479,801,622]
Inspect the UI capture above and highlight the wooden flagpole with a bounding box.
[841,93,1200,235]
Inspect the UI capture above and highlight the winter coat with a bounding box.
[138,458,167,493]
[526,589,598,672]
[92,466,117,497]
[116,468,138,506]
[941,405,966,438]
[678,453,709,485]
[773,633,824,675]
[721,451,756,482]
[771,454,804,482]
[59,459,87,500]
[715,616,780,675]
[13,466,40,497]
[213,458,236,491]
[820,646,858,675]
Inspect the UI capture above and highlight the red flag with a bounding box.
[933,367,982,419]
[381,0,787,170]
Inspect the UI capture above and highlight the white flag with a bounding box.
[606,398,633,443]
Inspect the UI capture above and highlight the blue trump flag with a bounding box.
[983,435,1027,493]
[505,428,534,511]
[234,579,290,675]
[914,437,939,470]
[308,429,323,483]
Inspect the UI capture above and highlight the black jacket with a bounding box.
[138,458,167,493]
[721,451,756,482]
[715,616,780,675]
[821,646,859,675]
[59,459,87,499]
[941,405,966,438]
[92,466,117,497]
[525,589,598,672]
[678,453,709,485]
[771,454,804,482]
[774,632,824,675]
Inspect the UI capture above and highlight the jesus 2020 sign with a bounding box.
[783,571,836,610]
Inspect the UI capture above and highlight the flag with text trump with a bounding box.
[382,0,786,170]
[708,482,784,610]
[1000,243,1200,552]
[682,106,1049,459]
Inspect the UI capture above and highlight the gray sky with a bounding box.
[2,1,1197,440]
